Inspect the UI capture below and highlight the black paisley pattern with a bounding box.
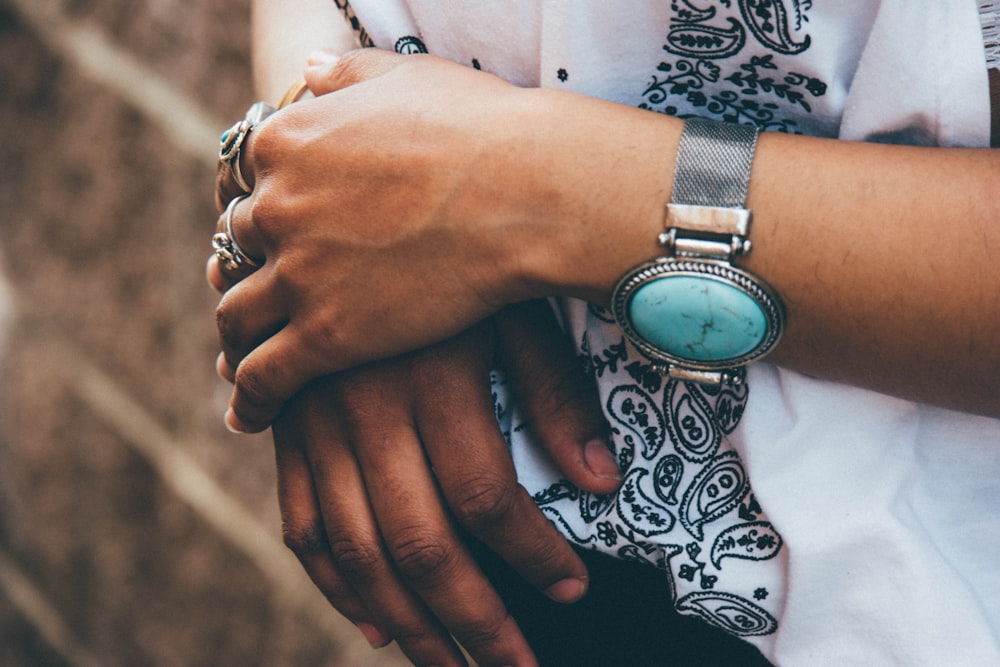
[644,1,826,133]
[494,318,784,636]
[377,0,807,640]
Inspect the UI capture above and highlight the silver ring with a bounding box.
[212,195,263,271]
[218,101,275,194]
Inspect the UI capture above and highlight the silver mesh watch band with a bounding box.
[671,118,759,208]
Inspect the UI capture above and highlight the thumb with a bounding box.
[304,47,405,96]
[494,300,623,496]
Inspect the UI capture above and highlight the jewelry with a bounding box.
[212,195,262,271]
[278,78,309,109]
[611,117,785,385]
[219,101,275,193]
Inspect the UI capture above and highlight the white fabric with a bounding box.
[344,1,1000,664]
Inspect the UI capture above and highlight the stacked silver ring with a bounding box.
[219,101,276,194]
[212,195,262,271]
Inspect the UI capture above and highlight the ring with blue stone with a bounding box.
[218,101,275,194]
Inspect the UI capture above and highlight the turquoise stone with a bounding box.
[220,128,232,144]
[628,275,767,363]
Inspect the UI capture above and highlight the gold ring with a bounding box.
[278,78,309,109]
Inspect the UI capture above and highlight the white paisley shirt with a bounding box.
[335,1,1000,664]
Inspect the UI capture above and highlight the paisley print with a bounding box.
[665,382,721,463]
[644,1,825,133]
[496,323,783,638]
[679,452,751,540]
[608,385,666,460]
[376,2,802,640]
[676,591,778,636]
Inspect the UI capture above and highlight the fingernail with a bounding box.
[216,354,235,383]
[545,577,587,603]
[356,622,390,649]
[307,48,339,67]
[584,440,622,481]
[224,408,246,434]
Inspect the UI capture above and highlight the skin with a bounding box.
[210,2,623,665]
[213,252,621,666]
[217,47,1000,431]
[213,3,1000,664]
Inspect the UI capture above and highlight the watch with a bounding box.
[611,117,785,385]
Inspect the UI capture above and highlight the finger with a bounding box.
[303,49,342,96]
[215,271,288,372]
[303,47,409,96]
[206,255,229,293]
[206,255,248,295]
[342,390,535,666]
[297,385,469,666]
[272,411,381,638]
[495,300,622,495]
[413,337,591,605]
[215,159,247,212]
[226,325,326,433]
[216,352,234,384]
[213,192,266,269]
[216,102,274,208]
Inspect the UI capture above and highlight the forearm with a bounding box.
[251,0,359,102]
[746,134,1000,415]
[516,89,1000,415]
[216,51,1000,431]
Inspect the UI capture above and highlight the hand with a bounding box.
[213,49,525,435]
[212,241,622,664]
[212,47,676,433]
[212,258,621,664]
[270,303,621,666]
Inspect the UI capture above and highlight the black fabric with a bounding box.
[470,539,774,667]
[989,68,1000,147]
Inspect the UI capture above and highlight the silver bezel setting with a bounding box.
[611,258,785,376]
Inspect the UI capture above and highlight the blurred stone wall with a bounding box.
[0,1,405,664]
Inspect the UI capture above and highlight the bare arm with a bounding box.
[215,7,624,666]
[250,0,359,101]
[216,50,1000,429]
[748,135,1000,416]
[518,107,1000,415]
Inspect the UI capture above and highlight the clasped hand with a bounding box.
[217,49,553,434]
[210,48,626,666]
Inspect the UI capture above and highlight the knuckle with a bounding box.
[451,614,510,657]
[245,185,284,243]
[326,530,384,582]
[449,475,519,532]
[299,310,346,349]
[537,364,588,412]
[330,49,375,85]
[518,533,567,575]
[318,578,358,610]
[281,519,328,558]
[214,300,242,352]
[338,382,380,413]
[386,526,454,583]
[246,116,282,169]
[334,380,391,430]
[232,356,272,410]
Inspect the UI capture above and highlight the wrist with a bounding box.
[506,88,685,305]
[610,117,785,384]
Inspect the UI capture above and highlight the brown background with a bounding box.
[0,1,406,664]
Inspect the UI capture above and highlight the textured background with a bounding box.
[0,1,406,664]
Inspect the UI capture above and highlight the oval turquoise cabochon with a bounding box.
[628,275,767,363]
